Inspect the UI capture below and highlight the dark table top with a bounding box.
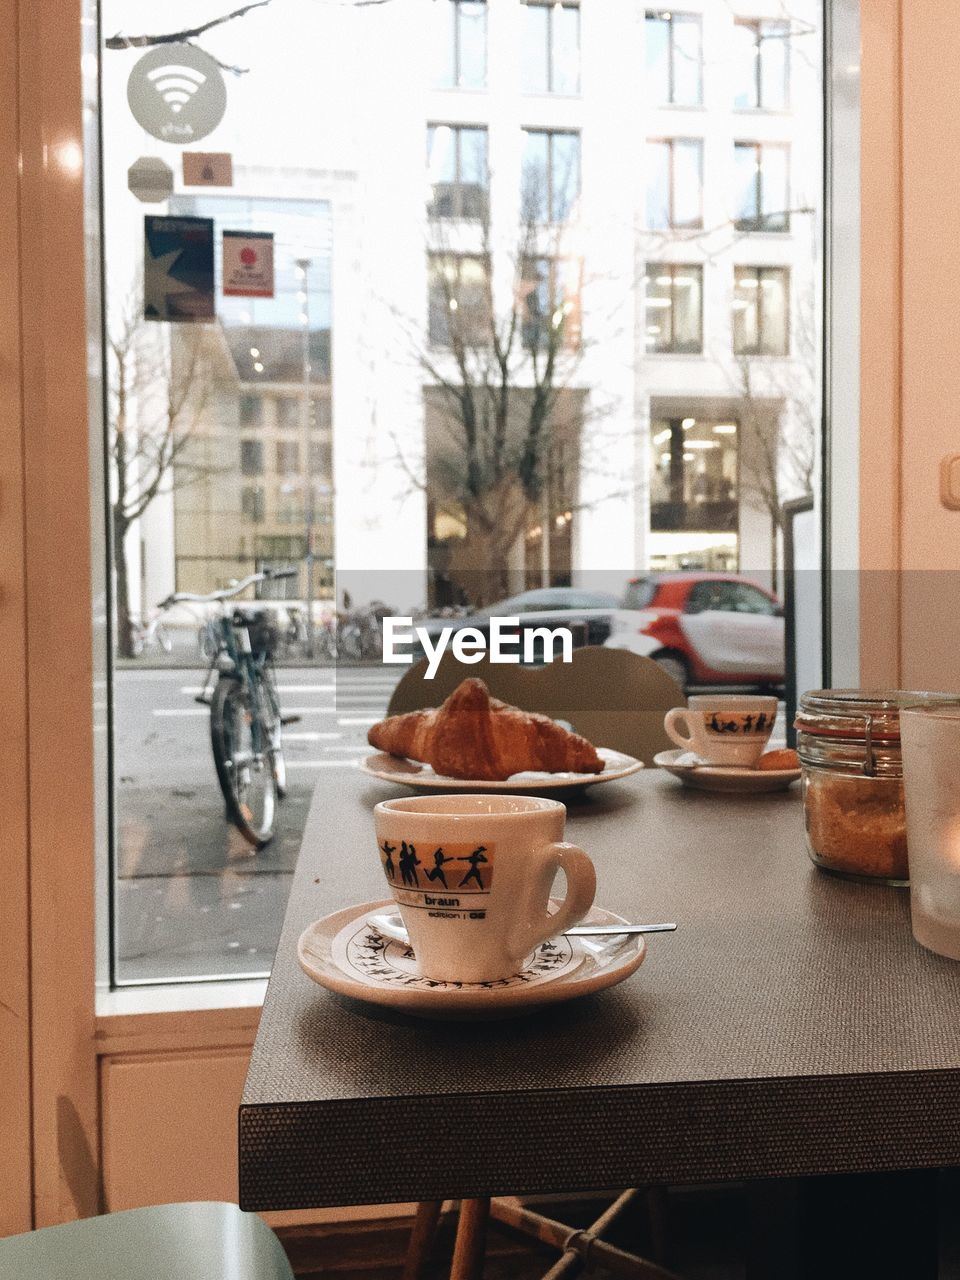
[239,768,960,1211]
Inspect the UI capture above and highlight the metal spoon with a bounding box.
[367,911,677,945]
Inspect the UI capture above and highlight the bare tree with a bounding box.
[732,283,817,589]
[108,296,216,656]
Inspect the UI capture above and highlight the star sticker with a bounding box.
[144,244,202,318]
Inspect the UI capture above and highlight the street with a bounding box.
[114,664,401,983]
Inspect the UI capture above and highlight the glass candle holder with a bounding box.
[900,702,960,959]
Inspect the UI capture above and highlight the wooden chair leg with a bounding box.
[403,1200,444,1280]
[449,1197,490,1280]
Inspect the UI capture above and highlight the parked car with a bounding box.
[415,587,619,660]
[604,573,785,690]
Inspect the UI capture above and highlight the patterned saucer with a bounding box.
[297,899,646,1018]
[654,748,801,793]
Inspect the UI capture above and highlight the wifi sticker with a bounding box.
[127,43,227,145]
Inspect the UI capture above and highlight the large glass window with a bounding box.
[734,19,790,111]
[646,138,703,229]
[522,1,580,95]
[91,0,825,987]
[434,0,487,89]
[427,125,489,219]
[734,141,790,231]
[521,129,581,223]
[645,265,703,352]
[733,266,790,355]
[645,11,703,107]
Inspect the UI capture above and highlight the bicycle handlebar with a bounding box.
[157,567,297,609]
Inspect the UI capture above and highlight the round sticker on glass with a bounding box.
[127,44,227,145]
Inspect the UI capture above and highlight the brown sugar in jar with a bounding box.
[795,690,951,886]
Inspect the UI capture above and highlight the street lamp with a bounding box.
[296,257,316,659]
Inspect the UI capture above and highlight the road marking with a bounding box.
[323,744,370,752]
[337,716,381,726]
[180,684,336,695]
[153,706,342,717]
[284,731,342,741]
[285,759,361,769]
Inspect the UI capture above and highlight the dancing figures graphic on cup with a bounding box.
[373,794,596,984]
[664,694,778,768]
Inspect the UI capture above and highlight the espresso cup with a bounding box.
[664,694,778,767]
[373,794,596,983]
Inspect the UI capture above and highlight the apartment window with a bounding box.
[734,141,790,231]
[428,253,490,345]
[435,0,486,89]
[520,256,582,349]
[522,1,580,95]
[240,439,264,476]
[733,266,789,355]
[276,440,301,475]
[645,264,703,353]
[521,129,581,223]
[241,485,266,523]
[427,125,489,219]
[645,11,702,107]
[734,19,790,111]
[646,138,703,229]
[239,394,263,427]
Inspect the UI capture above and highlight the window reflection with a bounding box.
[645,265,703,353]
[645,11,702,107]
[734,142,790,231]
[522,129,581,222]
[646,139,703,229]
[733,266,789,355]
[427,125,489,219]
[734,19,790,111]
[435,0,487,89]
[522,1,580,94]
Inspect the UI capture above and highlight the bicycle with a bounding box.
[158,569,297,848]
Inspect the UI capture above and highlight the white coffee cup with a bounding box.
[664,694,778,768]
[373,794,596,984]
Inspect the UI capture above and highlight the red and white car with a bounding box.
[604,573,785,690]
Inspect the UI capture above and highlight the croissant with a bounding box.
[367,678,604,781]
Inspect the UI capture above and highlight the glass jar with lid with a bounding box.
[794,690,953,885]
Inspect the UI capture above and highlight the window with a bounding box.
[730,582,779,615]
[649,417,738,533]
[434,0,486,89]
[276,440,301,475]
[310,438,333,475]
[645,265,703,353]
[241,486,266,523]
[522,1,580,95]
[427,125,488,219]
[646,138,703,229]
[428,253,489,345]
[521,129,581,223]
[734,19,790,111]
[734,141,790,231]
[733,266,789,355]
[240,439,264,476]
[520,256,582,349]
[645,11,702,107]
[239,394,264,427]
[275,397,301,429]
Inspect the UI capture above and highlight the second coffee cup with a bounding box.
[664,694,778,767]
[373,794,596,984]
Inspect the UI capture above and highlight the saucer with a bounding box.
[361,748,643,794]
[654,748,801,794]
[297,899,647,1018]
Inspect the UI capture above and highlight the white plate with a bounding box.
[360,747,643,794]
[654,748,801,794]
[297,899,647,1018]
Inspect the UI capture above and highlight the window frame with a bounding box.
[521,127,582,224]
[734,17,792,112]
[734,140,791,233]
[733,264,791,356]
[426,123,489,220]
[644,9,703,108]
[644,262,704,354]
[646,136,704,230]
[522,0,581,96]
[445,0,487,90]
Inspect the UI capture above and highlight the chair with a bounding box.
[385,645,685,765]
[0,1201,294,1280]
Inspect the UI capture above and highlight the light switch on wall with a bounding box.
[941,455,960,510]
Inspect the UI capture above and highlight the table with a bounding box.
[239,767,960,1216]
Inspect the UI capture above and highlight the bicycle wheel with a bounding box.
[210,676,277,847]
[262,668,287,799]
[156,623,173,654]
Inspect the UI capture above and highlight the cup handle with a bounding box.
[509,842,597,961]
[664,707,695,750]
